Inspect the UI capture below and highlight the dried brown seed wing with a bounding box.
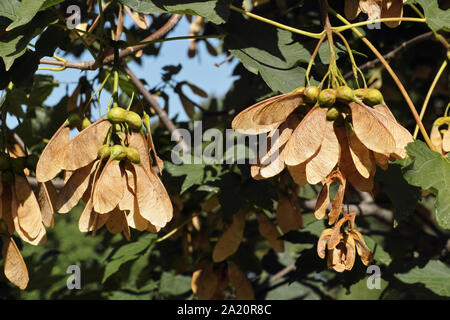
[56,162,95,214]
[329,178,346,225]
[260,117,298,165]
[430,126,444,154]
[315,183,330,220]
[212,212,246,263]
[2,236,28,290]
[231,95,288,134]
[372,105,413,158]
[134,164,173,228]
[349,102,395,154]
[348,132,374,178]
[192,264,219,300]
[351,230,373,266]
[227,262,255,300]
[36,124,70,182]
[250,164,264,180]
[337,126,374,192]
[373,151,389,170]
[317,228,333,259]
[442,129,450,153]
[287,162,308,186]
[37,181,57,228]
[344,233,356,271]
[129,132,151,172]
[63,119,111,171]
[105,208,126,234]
[79,199,94,232]
[345,0,361,20]
[381,0,403,28]
[276,193,303,233]
[305,120,340,184]
[256,213,284,253]
[14,175,44,239]
[283,107,327,166]
[252,92,304,125]
[93,160,125,214]
[125,7,149,29]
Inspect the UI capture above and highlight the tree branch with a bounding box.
[343,32,434,79]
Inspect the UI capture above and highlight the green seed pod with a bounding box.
[353,88,367,100]
[304,86,319,105]
[318,89,336,108]
[25,154,39,170]
[11,157,26,174]
[2,171,15,184]
[0,153,10,171]
[97,145,111,159]
[125,147,141,164]
[326,107,340,121]
[292,86,305,94]
[109,145,127,161]
[66,113,83,127]
[363,88,384,106]
[106,106,128,123]
[125,111,143,130]
[336,86,354,103]
[81,117,91,130]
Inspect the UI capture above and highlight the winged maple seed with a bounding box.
[232,86,412,270]
[430,116,450,155]
[0,148,51,289]
[345,0,406,28]
[232,86,413,192]
[36,107,173,239]
[317,212,372,272]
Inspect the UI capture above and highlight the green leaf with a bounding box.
[164,161,205,194]
[224,13,310,93]
[118,0,230,24]
[111,235,155,260]
[159,272,192,296]
[102,254,140,284]
[0,10,56,70]
[403,141,450,229]
[395,260,450,297]
[6,0,46,31]
[364,236,392,266]
[375,163,421,223]
[413,0,450,32]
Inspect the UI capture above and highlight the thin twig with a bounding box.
[343,32,434,79]
[39,14,182,71]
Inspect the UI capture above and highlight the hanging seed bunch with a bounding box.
[232,84,413,271]
[0,143,53,289]
[36,106,173,240]
[430,116,450,155]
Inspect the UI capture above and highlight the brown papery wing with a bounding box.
[231,94,289,135]
[37,181,57,228]
[381,0,404,28]
[63,119,111,171]
[36,124,70,182]
[349,102,395,155]
[252,92,304,126]
[128,132,151,173]
[283,107,327,166]
[2,236,29,290]
[93,160,125,214]
[443,128,450,153]
[305,120,340,185]
[56,161,96,214]
[134,164,173,228]
[14,175,45,240]
[348,132,374,179]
